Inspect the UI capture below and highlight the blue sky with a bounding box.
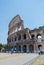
[0,0,44,44]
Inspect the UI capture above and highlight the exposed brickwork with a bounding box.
[7,15,44,53]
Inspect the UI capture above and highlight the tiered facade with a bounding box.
[7,15,44,53]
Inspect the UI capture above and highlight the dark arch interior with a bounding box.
[15,37,17,41]
[31,34,35,39]
[18,45,21,52]
[18,34,21,40]
[38,45,42,50]
[23,34,26,39]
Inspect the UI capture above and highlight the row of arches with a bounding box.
[8,44,42,53]
[23,45,34,53]
[31,34,42,39]
[8,33,42,43]
[11,45,34,53]
[8,33,27,43]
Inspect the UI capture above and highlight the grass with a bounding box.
[32,55,44,65]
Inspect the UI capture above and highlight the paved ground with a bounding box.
[32,55,44,65]
[0,53,38,65]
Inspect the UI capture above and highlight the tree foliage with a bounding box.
[0,43,8,51]
[0,44,2,50]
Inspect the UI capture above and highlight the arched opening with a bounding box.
[31,34,35,39]
[37,34,42,42]
[38,45,42,51]
[23,45,27,53]
[18,34,21,40]
[37,34,41,39]
[23,34,26,39]
[29,45,34,53]
[16,44,21,52]
[14,37,17,41]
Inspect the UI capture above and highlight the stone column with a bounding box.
[26,33,29,39]
[41,31,44,40]
[27,45,29,53]
[21,24,24,30]
[21,45,23,53]
[21,34,23,40]
[16,34,18,41]
[34,42,38,53]
[34,34,38,53]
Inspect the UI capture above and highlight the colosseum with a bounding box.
[7,15,44,53]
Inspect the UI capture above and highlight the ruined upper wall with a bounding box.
[8,15,44,36]
[8,15,24,35]
[9,15,24,29]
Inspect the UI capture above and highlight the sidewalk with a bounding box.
[0,53,38,65]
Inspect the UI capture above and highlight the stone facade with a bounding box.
[7,15,44,53]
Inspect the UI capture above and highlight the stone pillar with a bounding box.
[34,42,38,53]
[16,34,18,41]
[33,34,38,53]
[21,24,24,30]
[21,45,23,53]
[27,45,29,53]
[21,34,23,40]
[41,32,44,40]
[26,33,29,39]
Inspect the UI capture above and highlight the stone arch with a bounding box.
[23,33,26,39]
[38,45,42,51]
[18,34,21,40]
[23,45,27,52]
[29,45,34,53]
[37,33,42,42]
[31,34,35,39]
[14,36,17,41]
[16,44,21,52]
[37,33,42,39]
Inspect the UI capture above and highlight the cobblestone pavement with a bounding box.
[0,53,38,65]
[32,55,44,65]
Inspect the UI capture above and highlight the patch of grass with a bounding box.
[32,55,44,65]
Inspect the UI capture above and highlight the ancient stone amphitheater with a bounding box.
[7,15,44,53]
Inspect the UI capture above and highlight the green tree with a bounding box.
[0,43,2,51]
[2,44,8,50]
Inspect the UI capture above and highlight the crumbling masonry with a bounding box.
[7,15,44,53]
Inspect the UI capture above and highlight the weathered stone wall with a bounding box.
[7,15,44,53]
